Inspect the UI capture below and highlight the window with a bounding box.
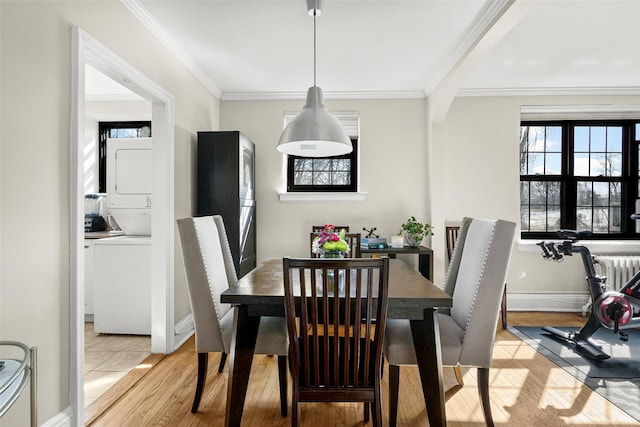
[520,120,639,239]
[287,139,358,192]
[283,112,359,193]
[98,121,151,193]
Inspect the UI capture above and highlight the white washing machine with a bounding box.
[93,236,151,335]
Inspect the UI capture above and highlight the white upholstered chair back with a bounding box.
[177,215,290,415]
[449,218,515,368]
[177,215,233,354]
[383,217,515,427]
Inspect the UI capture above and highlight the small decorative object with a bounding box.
[312,224,349,257]
[399,216,433,247]
[363,226,379,238]
[390,235,405,249]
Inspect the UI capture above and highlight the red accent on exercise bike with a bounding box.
[595,292,632,329]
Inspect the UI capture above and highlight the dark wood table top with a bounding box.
[221,258,451,319]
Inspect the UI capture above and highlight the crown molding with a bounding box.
[457,86,640,97]
[221,90,427,101]
[221,87,640,101]
[121,0,222,98]
[521,104,640,120]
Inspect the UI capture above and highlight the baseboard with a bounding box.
[507,292,590,312]
[42,406,72,427]
[173,313,194,351]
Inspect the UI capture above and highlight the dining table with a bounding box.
[220,257,453,427]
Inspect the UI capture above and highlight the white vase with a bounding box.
[405,234,422,247]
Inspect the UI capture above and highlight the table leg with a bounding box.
[225,305,261,427]
[418,253,432,281]
[410,308,446,427]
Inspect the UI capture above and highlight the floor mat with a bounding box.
[510,325,640,423]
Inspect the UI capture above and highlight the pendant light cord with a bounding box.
[313,12,317,87]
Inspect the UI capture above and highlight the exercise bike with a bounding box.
[537,226,640,361]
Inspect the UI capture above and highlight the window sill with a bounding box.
[518,239,640,255]
[278,192,367,203]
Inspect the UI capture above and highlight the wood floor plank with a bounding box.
[87,312,640,426]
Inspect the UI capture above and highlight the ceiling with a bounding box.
[89,0,640,100]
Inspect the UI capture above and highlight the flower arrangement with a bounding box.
[312,224,349,256]
[399,216,433,247]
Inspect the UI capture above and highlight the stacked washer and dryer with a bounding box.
[93,138,152,335]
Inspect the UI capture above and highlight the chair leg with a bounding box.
[277,355,288,417]
[372,389,382,427]
[192,352,208,413]
[364,402,370,422]
[453,364,464,386]
[217,352,227,373]
[501,285,507,329]
[389,364,400,427]
[477,367,495,427]
[292,398,300,427]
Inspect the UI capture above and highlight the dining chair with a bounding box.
[311,225,350,232]
[447,223,508,330]
[177,215,288,415]
[282,257,390,426]
[384,217,516,427]
[309,232,362,258]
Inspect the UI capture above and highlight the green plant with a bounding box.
[399,216,433,239]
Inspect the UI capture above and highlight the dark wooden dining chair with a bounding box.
[447,224,508,330]
[282,257,390,427]
[312,225,350,232]
[309,232,362,258]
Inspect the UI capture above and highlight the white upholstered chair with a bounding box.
[177,215,288,415]
[384,217,516,426]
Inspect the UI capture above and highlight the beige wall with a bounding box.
[440,95,640,298]
[221,98,428,270]
[223,94,640,302]
[0,1,219,424]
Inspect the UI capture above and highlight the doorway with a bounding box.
[70,27,175,424]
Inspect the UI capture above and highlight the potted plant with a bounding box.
[399,216,433,247]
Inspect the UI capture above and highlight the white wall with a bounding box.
[0,2,219,424]
[221,98,429,270]
[440,94,640,305]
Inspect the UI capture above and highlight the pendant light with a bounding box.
[276,0,352,157]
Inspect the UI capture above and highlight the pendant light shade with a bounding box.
[276,0,352,158]
[277,86,352,157]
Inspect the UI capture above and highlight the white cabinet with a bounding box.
[93,236,151,335]
[84,239,95,319]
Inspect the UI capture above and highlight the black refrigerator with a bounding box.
[197,131,256,277]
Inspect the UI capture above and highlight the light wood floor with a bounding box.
[87,312,640,426]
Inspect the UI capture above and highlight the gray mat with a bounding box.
[510,326,640,423]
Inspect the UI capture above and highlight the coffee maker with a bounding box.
[85,194,107,232]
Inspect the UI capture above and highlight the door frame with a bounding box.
[70,27,175,424]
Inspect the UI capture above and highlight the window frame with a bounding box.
[286,138,359,193]
[520,119,639,240]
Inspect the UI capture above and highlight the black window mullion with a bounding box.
[563,122,576,230]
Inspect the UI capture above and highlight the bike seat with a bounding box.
[556,229,592,241]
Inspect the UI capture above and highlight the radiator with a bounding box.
[594,255,640,291]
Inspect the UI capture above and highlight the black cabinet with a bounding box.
[197,131,256,277]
